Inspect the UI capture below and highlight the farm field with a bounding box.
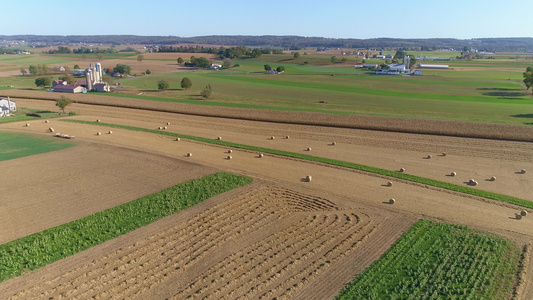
[1,51,532,125]
[1,101,532,299]
[1,48,533,299]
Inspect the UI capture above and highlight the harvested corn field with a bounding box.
[0,186,413,300]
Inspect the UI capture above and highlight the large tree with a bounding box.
[181,77,192,89]
[20,68,27,76]
[330,56,337,63]
[177,57,184,64]
[35,77,52,88]
[137,54,144,63]
[524,67,533,94]
[195,57,210,68]
[200,84,212,99]
[55,96,72,113]
[157,79,169,90]
[59,74,76,85]
[264,64,272,71]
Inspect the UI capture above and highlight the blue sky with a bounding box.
[1,0,532,39]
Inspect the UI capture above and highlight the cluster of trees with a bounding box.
[264,65,285,73]
[35,77,52,88]
[28,64,50,76]
[184,56,210,68]
[157,45,281,59]
[113,64,131,75]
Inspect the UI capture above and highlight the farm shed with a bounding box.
[53,66,66,72]
[363,63,379,68]
[417,64,449,69]
[53,84,85,93]
[1,106,10,117]
[93,82,110,92]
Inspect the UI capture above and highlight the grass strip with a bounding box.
[63,119,533,209]
[0,132,76,162]
[0,172,252,282]
[336,220,521,299]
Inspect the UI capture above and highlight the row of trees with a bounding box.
[524,67,533,94]
[157,78,212,99]
[264,65,285,73]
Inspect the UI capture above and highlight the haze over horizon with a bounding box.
[2,0,532,39]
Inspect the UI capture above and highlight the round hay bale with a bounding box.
[167,122,170,125]
[389,198,396,204]
[49,127,54,132]
[516,214,522,220]
[451,172,457,177]
[427,154,432,159]
[442,152,447,156]
[306,147,312,151]
[163,126,167,130]
[306,175,312,182]
[490,176,496,181]
[472,180,478,186]
[186,153,192,157]
[285,135,290,139]
[521,169,526,174]
[227,155,232,160]
[108,131,113,134]
[469,179,475,185]
[258,153,264,158]
[387,181,393,187]
[44,120,49,123]
[96,119,100,122]
[331,142,337,146]
[521,210,528,217]
[25,123,30,127]
[158,126,162,130]
[399,168,405,172]
[175,137,180,141]
[227,149,233,153]
[96,132,101,136]
[217,136,222,140]
[270,136,275,140]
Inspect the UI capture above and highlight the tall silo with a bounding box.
[86,69,93,91]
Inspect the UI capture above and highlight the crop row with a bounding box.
[63,119,533,209]
[0,172,252,282]
[335,220,521,299]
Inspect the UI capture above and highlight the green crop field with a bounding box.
[336,220,521,299]
[0,172,252,282]
[0,108,61,124]
[0,132,75,161]
[114,61,533,125]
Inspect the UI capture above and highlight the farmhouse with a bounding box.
[0,97,16,111]
[376,56,411,75]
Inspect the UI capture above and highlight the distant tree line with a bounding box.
[156,45,282,58]
[2,35,533,52]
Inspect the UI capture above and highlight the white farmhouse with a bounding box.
[0,97,16,116]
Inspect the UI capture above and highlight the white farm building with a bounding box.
[417,64,449,69]
[0,97,16,117]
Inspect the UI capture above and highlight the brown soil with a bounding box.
[1,99,532,299]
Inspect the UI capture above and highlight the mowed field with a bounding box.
[1,98,532,298]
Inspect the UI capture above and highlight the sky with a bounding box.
[1,0,532,39]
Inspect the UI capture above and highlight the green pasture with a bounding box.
[0,108,62,124]
[336,220,520,299]
[115,65,533,125]
[0,172,252,282]
[0,132,75,162]
[0,55,76,67]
